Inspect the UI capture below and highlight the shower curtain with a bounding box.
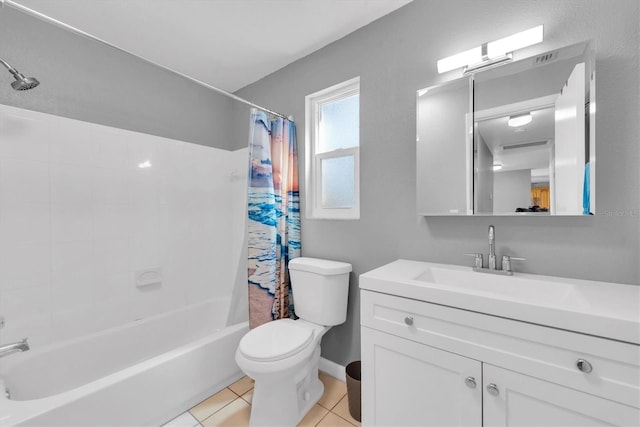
[247,109,300,329]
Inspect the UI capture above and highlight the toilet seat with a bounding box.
[238,319,315,362]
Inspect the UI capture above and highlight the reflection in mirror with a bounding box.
[416,40,595,216]
[474,41,594,215]
[474,98,557,214]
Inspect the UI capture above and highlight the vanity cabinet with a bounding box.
[482,364,638,426]
[360,290,640,426]
[361,327,481,426]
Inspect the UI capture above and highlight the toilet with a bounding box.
[235,257,352,426]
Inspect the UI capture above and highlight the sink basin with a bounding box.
[413,266,582,307]
[360,259,640,344]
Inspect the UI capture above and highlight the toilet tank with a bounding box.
[288,257,352,326]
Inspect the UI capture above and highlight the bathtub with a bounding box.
[0,299,249,426]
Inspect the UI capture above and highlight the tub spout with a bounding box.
[0,338,29,358]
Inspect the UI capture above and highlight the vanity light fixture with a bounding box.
[437,25,544,74]
[508,113,532,127]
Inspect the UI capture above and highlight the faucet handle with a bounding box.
[464,253,484,269]
[502,255,525,272]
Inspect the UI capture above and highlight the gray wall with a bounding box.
[0,5,237,149]
[237,0,640,366]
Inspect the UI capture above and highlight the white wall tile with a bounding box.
[0,158,49,204]
[50,163,94,205]
[51,240,94,278]
[50,272,94,314]
[130,236,163,272]
[129,168,161,207]
[126,132,159,171]
[0,106,50,162]
[92,273,137,328]
[93,167,131,205]
[91,299,137,330]
[229,149,248,252]
[50,242,94,314]
[131,284,185,320]
[91,126,128,169]
[93,272,131,304]
[0,202,50,243]
[0,285,51,328]
[50,306,101,342]
[49,119,98,166]
[51,203,93,242]
[0,241,51,291]
[93,239,130,274]
[93,204,133,240]
[1,105,245,346]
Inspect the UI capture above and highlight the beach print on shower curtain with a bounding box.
[247,109,300,329]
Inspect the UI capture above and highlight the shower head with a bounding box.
[10,74,40,91]
[0,57,40,91]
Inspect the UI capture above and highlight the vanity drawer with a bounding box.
[361,290,640,408]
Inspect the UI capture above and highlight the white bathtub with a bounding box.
[0,299,249,426]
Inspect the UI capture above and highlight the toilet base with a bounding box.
[248,345,323,427]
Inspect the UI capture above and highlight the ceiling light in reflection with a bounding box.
[508,113,532,127]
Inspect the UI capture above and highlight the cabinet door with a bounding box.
[483,364,640,427]
[361,327,482,426]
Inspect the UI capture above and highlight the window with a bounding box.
[305,77,360,219]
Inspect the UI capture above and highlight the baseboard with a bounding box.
[319,357,346,382]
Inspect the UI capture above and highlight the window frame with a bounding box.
[304,77,360,220]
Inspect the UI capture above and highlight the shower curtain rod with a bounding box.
[1,0,290,120]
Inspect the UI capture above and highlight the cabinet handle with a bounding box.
[486,383,499,396]
[576,359,593,373]
[404,316,414,326]
[464,376,477,388]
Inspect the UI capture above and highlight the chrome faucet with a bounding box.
[0,338,29,358]
[465,225,525,275]
[488,225,497,270]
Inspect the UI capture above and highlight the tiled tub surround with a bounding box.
[0,104,250,425]
[0,104,248,346]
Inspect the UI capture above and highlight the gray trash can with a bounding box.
[345,361,361,422]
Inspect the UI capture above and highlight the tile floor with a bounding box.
[162,372,361,427]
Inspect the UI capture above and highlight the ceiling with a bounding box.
[12,0,412,92]
[477,106,555,172]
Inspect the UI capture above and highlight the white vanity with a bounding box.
[360,260,640,426]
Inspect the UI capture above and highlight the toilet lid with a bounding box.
[238,319,315,362]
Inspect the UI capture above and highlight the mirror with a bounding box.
[417,41,595,216]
